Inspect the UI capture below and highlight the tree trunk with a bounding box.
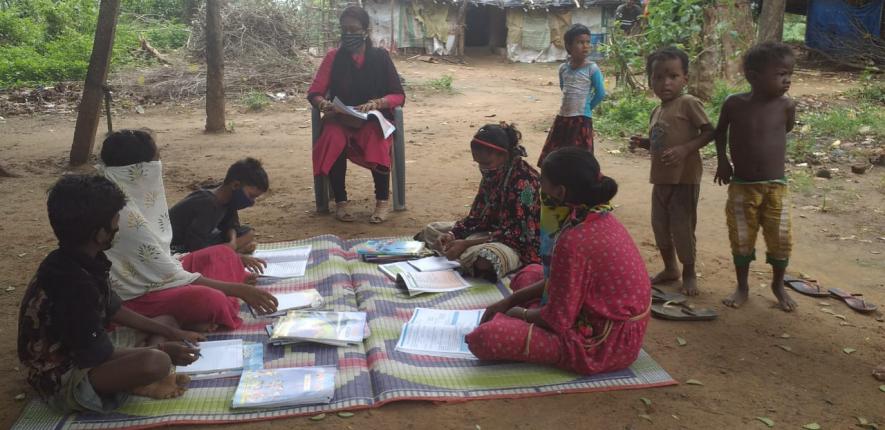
[69,0,121,166]
[689,7,719,100]
[757,0,786,42]
[205,0,226,133]
[455,0,468,56]
[722,0,755,80]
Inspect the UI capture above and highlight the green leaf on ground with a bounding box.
[756,416,775,427]
[685,379,704,386]
[856,416,880,429]
[843,347,857,354]
[638,414,653,423]
[640,397,652,407]
[309,413,326,421]
[879,385,885,392]
[676,336,687,346]
[777,345,792,352]
[337,412,355,418]
[802,423,821,430]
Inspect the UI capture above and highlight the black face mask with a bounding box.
[341,33,366,52]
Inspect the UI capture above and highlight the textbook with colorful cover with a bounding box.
[396,270,472,297]
[253,245,312,278]
[250,289,324,318]
[231,366,337,409]
[269,311,367,347]
[395,308,483,359]
[354,239,425,260]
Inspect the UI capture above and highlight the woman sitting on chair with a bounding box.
[307,5,405,224]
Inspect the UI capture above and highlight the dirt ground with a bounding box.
[1,57,883,429]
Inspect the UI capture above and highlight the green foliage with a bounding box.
[847,81,885,105]
[788,169,814,194]
[242,90,270,112]
[800,105,885,141]
[602,0,709,90]
[0,0,190,88]
[427,75,454,92]
[121,0,193,23]
[595,89,658,139]
[783,13,806,43]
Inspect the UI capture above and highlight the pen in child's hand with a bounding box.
[183,340,202,358]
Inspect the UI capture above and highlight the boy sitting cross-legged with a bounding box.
[18,175,205,414]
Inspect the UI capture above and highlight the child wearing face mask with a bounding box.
[169,158,268,273]
[416,123,541,281]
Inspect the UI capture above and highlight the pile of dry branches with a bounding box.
[809,18,884,72]
[110,0,317,103]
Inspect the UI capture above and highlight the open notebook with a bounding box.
[395,308,483,360]
[175,339,245,378]
[254,245,312,278]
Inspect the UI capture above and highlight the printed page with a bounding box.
[176,339,244,375]
[378,261,419,280]
[395,308,483,359]
[254,245,312,278]
[402,271,471,295]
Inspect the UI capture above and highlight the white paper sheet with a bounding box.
[332,97,396,139]
[254,245,312,278]
[395,308,483,359]
[399,270,471,296]
[408,256,460,272]
[176,339,244,375]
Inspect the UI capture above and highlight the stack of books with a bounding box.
[268,311,367,347]
[231,366,336,409]
[355,239,426,263]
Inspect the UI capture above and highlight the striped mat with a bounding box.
[13,235,676,430]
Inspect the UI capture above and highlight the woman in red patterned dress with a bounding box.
[466,147,651,375]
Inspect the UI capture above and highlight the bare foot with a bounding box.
[723,288,749,308]
[873,365,885,382]
[650,269,680,285]
[680,277,699,297]
[771,283,798,312]
[175,373,191,387]
[131,373,188,399]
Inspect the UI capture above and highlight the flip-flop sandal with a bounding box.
[369,200,390,224]
[828,288,878,313]
[651,301,718,321]
[784,275,830,297]
[652,286,688,304]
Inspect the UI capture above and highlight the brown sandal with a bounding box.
[335,201,355,222]
[369,200,390,224]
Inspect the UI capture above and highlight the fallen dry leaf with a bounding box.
[309,413,326,421]
[685,379,704,386]
[756,416,775,427]
[843,347,857,354]
[676,336,687,346]
[640,397,652,407]
[802,423,821,430]
[777,345,792,352]
[638,414,653,423]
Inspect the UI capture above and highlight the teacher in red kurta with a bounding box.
[307,5,405,224]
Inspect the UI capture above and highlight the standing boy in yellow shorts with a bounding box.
[714,42,797,312]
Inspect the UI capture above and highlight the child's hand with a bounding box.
[661,146,691,166]
[160,341,201,366]
[171,329,206,345]
[241,254,267,274]
[628,135,649,152]
[443,239,469,261]
[715,162,733,186]
[235,284,278,315]
[481,296,514,323]
[437,232,455,251]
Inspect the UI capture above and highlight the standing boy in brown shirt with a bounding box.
[630,47,714,296]
[714,42,797,312]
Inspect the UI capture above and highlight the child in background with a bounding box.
[18,175,203,413]
[629,47,714,296]
[169,158,268,273]
[537,24,606,166]
[714,42,797,311]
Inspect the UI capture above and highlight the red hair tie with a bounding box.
[471,138,508,153]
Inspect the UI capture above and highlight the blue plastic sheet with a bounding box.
[805,0,883,54]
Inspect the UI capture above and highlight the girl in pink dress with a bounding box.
[466,147,651,375]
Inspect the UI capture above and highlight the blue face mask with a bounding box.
[231,188,255,210]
